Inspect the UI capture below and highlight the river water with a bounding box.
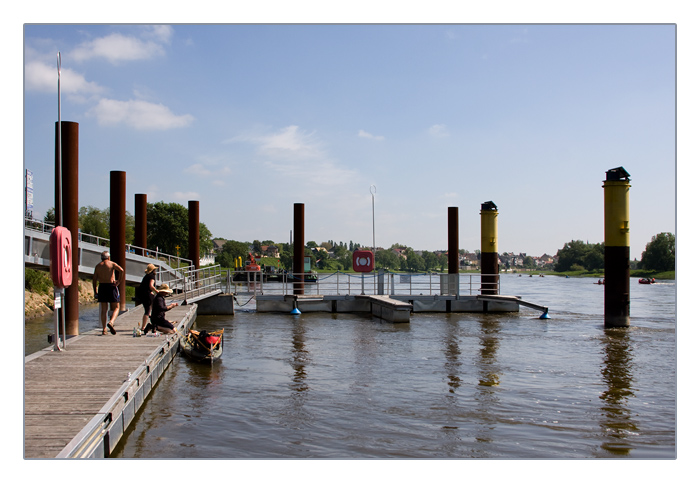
[25,274,676,459]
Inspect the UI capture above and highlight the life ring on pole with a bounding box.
[50,226,73,288]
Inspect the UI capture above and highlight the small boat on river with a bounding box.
[639,278,656,284]
[181,329,224,363]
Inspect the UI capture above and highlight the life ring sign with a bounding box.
[353,250,374,272]
[50,226,73,288]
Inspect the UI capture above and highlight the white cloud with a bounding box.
[143,25,174,44]
[358,129,385,141]
[428,124,449,138]
[24,60,104,98]
[88,98,194,130]
[184,163,212,177]
[229,125,325,160]
[71,26,173,64]
[184,162,232,181]
[173,191,200,201]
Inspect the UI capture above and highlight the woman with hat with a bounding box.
[146,283,179,334]
[138,264,158,334]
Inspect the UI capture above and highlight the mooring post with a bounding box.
[448,206,459,298]
[188,200,200,271]
[134,194,147,256]
[55,121,80,335]
[293,203,305,295]
[110,171,127,312]
[480,201,499,296]
[603,167,631,328]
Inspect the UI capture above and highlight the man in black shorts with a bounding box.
[92,251,124,335]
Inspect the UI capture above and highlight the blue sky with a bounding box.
[22,23,676,260]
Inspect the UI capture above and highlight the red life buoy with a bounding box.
[50,226,73,288]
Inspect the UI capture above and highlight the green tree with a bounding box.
[143,202,212,259]
[279,247,293,270]
[79,206,109,239]
[640,232,675,271]
[216,240,250,268]
[437,253,448,272]
[44,208,55,224]
[405,249,425,272]
[583,246,604,271]
[554,240,604,272]
[422,251,438,271]
[375,248,400,270]
[523,256,536,269]
[147,202,189,256]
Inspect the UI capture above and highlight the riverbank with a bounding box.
[24,278,96,319]
[541,269,675,280]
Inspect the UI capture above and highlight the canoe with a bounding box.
[181,329,224,363]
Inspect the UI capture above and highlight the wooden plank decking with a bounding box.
[24,304,197,458]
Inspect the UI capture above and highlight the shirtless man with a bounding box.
[92,251,124,335]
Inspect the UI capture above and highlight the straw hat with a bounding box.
[156,283,173,294]
[145,263,156,274]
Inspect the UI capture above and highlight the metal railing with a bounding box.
[24,217,193,268]
[158,264,224,303]
[225,270,500,297]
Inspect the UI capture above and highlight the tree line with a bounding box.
[42,202,213,259]
[42,203,673,273]
[553,232,675,272]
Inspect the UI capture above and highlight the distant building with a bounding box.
[261,245,280,258]
[212,239,227,252]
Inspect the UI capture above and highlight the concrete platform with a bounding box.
[255,294,523,321]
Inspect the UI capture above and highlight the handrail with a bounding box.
[227,270,500,297]
[24,216,193,268]
[158,264,224,303]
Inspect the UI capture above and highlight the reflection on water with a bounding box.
[38,275,675,459]
[477,317,501,388]
[599,328,638,456]
[290,318,309,392]
[443,317,462,393]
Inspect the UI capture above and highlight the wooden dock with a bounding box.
[24,303,197,459]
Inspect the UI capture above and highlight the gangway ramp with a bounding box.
[476,294,550,318]
[24,219,190,286]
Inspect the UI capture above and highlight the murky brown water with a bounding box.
[26,274,676,458]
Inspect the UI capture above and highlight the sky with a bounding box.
[22,22,676,262]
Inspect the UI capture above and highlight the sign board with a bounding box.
[353,250,374,272]
[25,169,34,216]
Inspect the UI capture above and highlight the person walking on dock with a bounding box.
[138,263,158,334]
[92,251,124,335]
[146,284,179,335]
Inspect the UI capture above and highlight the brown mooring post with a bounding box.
[293,203,305,295]
[448,207,459,274]
[134,194,147,256]
[603,167,631,328]
[188,200,200,271]
[110,171,127,312]
[480,201,499,296]
[55,121,80,335]
[447,207,459,305]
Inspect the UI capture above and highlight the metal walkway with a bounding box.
[24,218,224,304]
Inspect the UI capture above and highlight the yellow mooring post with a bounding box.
[603,167,631,328]
[480,201,499,295]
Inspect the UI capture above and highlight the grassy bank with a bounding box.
[539,269,675,280]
